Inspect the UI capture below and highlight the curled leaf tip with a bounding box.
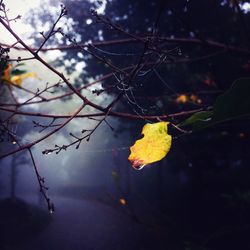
[129,158,146,170]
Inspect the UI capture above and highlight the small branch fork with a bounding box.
[0,121,54,211]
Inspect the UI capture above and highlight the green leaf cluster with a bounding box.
[181,78,250,130]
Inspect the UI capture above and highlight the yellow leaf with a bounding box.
[128,122,172,170]
[1,64,37,87]
[10,72,37,86]
[10,75,22,86]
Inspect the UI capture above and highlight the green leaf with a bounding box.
[180,111,213,128]
[212,78,250,123]
[11,69,27,76]
[181,78,250,130]
[15,63,26,67]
